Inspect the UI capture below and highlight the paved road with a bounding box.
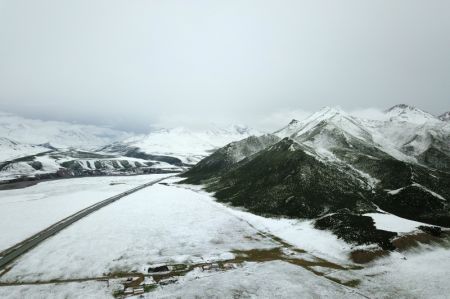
[0,175,173,271]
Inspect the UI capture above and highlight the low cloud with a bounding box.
[1,1,448,132]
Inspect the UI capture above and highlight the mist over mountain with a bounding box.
[1,1,449,132]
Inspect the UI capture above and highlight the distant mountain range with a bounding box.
[0,111,260,183]
[0,111,130,150]
[100,125,262,165]
[182,104,450,251]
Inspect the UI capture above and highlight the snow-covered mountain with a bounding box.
[0,150,182,182]
[0,111,130,150]
[275,107,382,162]
[183,104,450,250]
[0,111,261,182]
[1,105,447,186]
[101,125,263,165]
[272,105,450,170]
[0,111,149,182]
[384,104,440,124]
[278,107,373,141]
[369,105,449,170]
[439,111,450,122]
[0,137,50,162]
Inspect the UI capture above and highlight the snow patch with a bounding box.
[365,212,427,233]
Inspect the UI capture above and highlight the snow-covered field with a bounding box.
[0,281,112,299]
[0,179,276,282]
[0,174,171,251]
[1,177,449,298]
[180,183,354,264]
[0,261,364,299]
[140,261,364,299]
[323,243,450,299]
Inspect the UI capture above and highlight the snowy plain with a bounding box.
[1,177,450,298]
[0,176,365,298]
[0,179,277,282]
[139,261,364,299]
[179,181,355,264]
[0,174,171,251]
[324,244,450,299]
[0,281,112,299]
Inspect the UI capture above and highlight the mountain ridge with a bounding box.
[0,111,130,150]
[182,104,450,250]
[0,112,262,183]
[439,111,450,121]
[101,125,263,165]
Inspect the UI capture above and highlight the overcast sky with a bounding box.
[0,0,449,132]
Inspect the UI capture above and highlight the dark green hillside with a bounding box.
[315,212,397,250]
[182,134,280,184]
[204,138,376,218]
[374,185,450,227]
[182,134,450,248]
[180,107,450,248]
[418,146,450,172]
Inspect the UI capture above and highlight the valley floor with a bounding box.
[0,174,171,251]
[0,176,449,298]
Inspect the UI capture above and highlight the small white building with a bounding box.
[124,287,134,295]
[133,287,144,295]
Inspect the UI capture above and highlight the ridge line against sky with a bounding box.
[0,0,449,132]
[0,105,443,134]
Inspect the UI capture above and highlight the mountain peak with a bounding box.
[268,137,300,152]
[226,124,253,135]
[439,111,450,121]
[206,124,262,137]
[274,119,304,137]
[385,104,415,112]
[274,105,376,148]
[385,104,437,124]
[316,106,346,117]
[385,104,431,115]
[299,106,352,127]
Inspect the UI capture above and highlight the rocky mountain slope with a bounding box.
[184,134,280,183]
[182,105,450,250]
[367,105,450,171]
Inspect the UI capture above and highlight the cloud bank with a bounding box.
[0,0,449,131]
